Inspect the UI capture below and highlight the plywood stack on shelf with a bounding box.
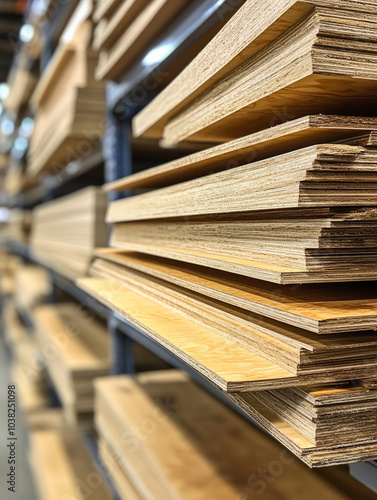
[27,0,105,180]
[31,187,107,280]
[95,371,377,498]
[133,0,377,141]
[93,0,243,85]
[76,0,377,469]
[229,383,377,467]
[93,0,191,81]
[29,409,112,500]
[34,303,111,429]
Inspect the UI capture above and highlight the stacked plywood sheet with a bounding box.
[229,382,377,467]
[133,0,377,140]
[79,0,377,468]
[93,0,191,81]
[28,3,105,180]
[29,410,112,500]
[96,371,377,499]
[34,303,110,429]
[31,187,107,280]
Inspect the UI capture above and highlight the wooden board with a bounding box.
[31,186,107,279]
[93,0,150,51]
[28,15,105,179]
[133,0,377,139]
[78,277,377,391]
[94,249,377,334]
[109,208,377,272]
[106,115,377,191]
[230,391,377,467]
[34,302,110,428]
[30,419,111,500]
[96,372,377,495]
[161,8,377,144]
[107,145,377,222]
[252,383,377,446]
[89,256,377,378]
[95,0,191,81]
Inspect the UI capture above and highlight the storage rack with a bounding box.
[3,0,377,497]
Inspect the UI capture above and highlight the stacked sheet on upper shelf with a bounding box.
[28,2,105,180]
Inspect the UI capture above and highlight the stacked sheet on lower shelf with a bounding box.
[34,303,111,429]
[95,371,377,499]
[29,409,112,500]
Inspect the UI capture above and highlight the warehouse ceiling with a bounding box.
[0,0,27,83]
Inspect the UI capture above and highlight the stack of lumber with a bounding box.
[93,0,191,81]
[96,371,377,498]
[28,1,105,180]
[34,303,110,429]
[78,121,377,465]
[31,187,107,280]
[92,0,240,84]
[80,252,377,390]
[229,381,377,467]
[14,263,51,314]
[79,0,377,468]
[133,0,377,141]
[29,409,112,500]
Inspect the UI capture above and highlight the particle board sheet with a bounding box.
[106,115,377,191]
[162,7,377,145]
[89,257,377,378]
[28,16,105,179]
[96,372,377,497]
[107,144,377,223]
[94,249,377,334]
[109,208,377,274]
[78,277,377,391]
[133,0,377,139]
[33,302,110,428]
[229,391,377,467]
[95,0,191,82]
[31,186,107,279]
[29,420,111,500]
[252,382,377,446]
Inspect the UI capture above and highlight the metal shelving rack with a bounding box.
[4,0,377,496]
